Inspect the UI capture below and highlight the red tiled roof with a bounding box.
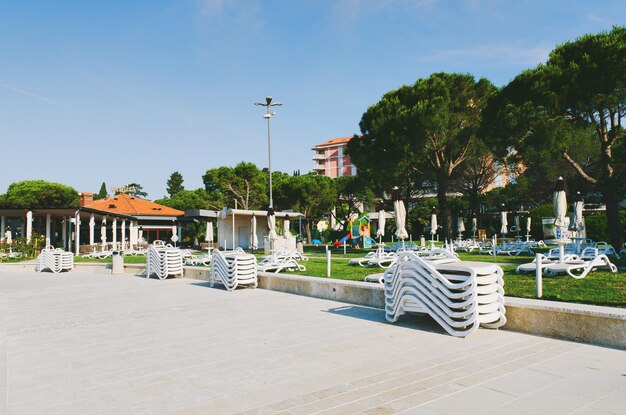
[313,135,358,148]
[84,194,184,217]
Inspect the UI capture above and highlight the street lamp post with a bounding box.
[254,96,282,208]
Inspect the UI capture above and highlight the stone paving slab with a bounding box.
[0,270,624,414]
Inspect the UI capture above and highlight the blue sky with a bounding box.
[1,0,623,199]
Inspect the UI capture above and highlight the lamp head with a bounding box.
[266,96,272,105]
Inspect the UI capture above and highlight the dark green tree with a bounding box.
[3,180,79,208]
[120,183,148,199]
[166,171,185,197]
[451,141,499,215]
[481,27,626,249]
[349,72,496,239]
[334,175,376,229]
[282,173,337,242]
[202,162,267,210]
[155,189,210,211]
[96,182,108,200]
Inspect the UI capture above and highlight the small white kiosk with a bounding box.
[216,208,303,252]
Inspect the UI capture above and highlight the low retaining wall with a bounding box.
[4,262,625,349]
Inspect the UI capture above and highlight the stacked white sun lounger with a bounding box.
[210,248,257,291]
[36,246,74,273]
[146,244,184,279]
[384,251,506,337]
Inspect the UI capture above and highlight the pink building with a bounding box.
[312,136,358,178]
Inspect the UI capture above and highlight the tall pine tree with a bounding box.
[95,182,108,199]
[166,172,185,197]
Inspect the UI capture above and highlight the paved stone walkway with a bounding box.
[0,269,624,414]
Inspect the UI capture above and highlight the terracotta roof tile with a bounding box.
[84,194,184,216]
[313,135,359,148]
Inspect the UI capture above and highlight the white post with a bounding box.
[74,211,81,255]
[26,210,33,243]
[536,253,543,298]
[112,218,117,249]
[121,220,126,250]
[45,213,51,246]
[343,241,346,255]
[326,245,331,278]
[89,213,95,246]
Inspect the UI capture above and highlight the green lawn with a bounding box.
[13,245,625,308]
[73,255,148,264]
[269,247,626,308]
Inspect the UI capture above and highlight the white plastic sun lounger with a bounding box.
[146,244,184,279]
[542,253,618,279]
[36,246,74,273]
[384,251,506,337]
[210,249,257,291]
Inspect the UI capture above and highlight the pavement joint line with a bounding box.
[352,341,567,414]
[266,336,553,414]
[245,334,550,414]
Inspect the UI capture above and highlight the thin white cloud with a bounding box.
[0,83,63,106]
[333,0,437,22]
[586,13,614,26]
[197,0,233,16]
[422,43,550,66]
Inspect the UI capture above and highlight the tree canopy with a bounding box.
[281,173,337,242]
[155,189,210,211]
[166,172,185,197]
[349,72,496,238]
[481,26,625,248]
[96,182,107,200]
[202,162,268,210]
[122,183,148,199]
[1,180,79,208]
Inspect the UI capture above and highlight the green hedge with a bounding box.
[528,205,626,242]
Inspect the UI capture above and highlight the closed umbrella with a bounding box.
[553,176,568,262]
[457,216,465,236]
[393,187,408,244]
[267,208,277,241]
[376,208,386,243]
[573,192,585,235]
[251,215,258,250]
[171,225,178,246]
[5,227,12,244]
[284,215,291,238]
[430,207,438,246]
[471,216,477,237]
[553,176,567,239]
[514,215,520,237]
[571,191,585,253]
[205,221,213,243]
[500,211,508,236]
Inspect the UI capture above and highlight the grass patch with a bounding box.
[73,255,147,264]
[503,269,626,308]
[276,247,626,308]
